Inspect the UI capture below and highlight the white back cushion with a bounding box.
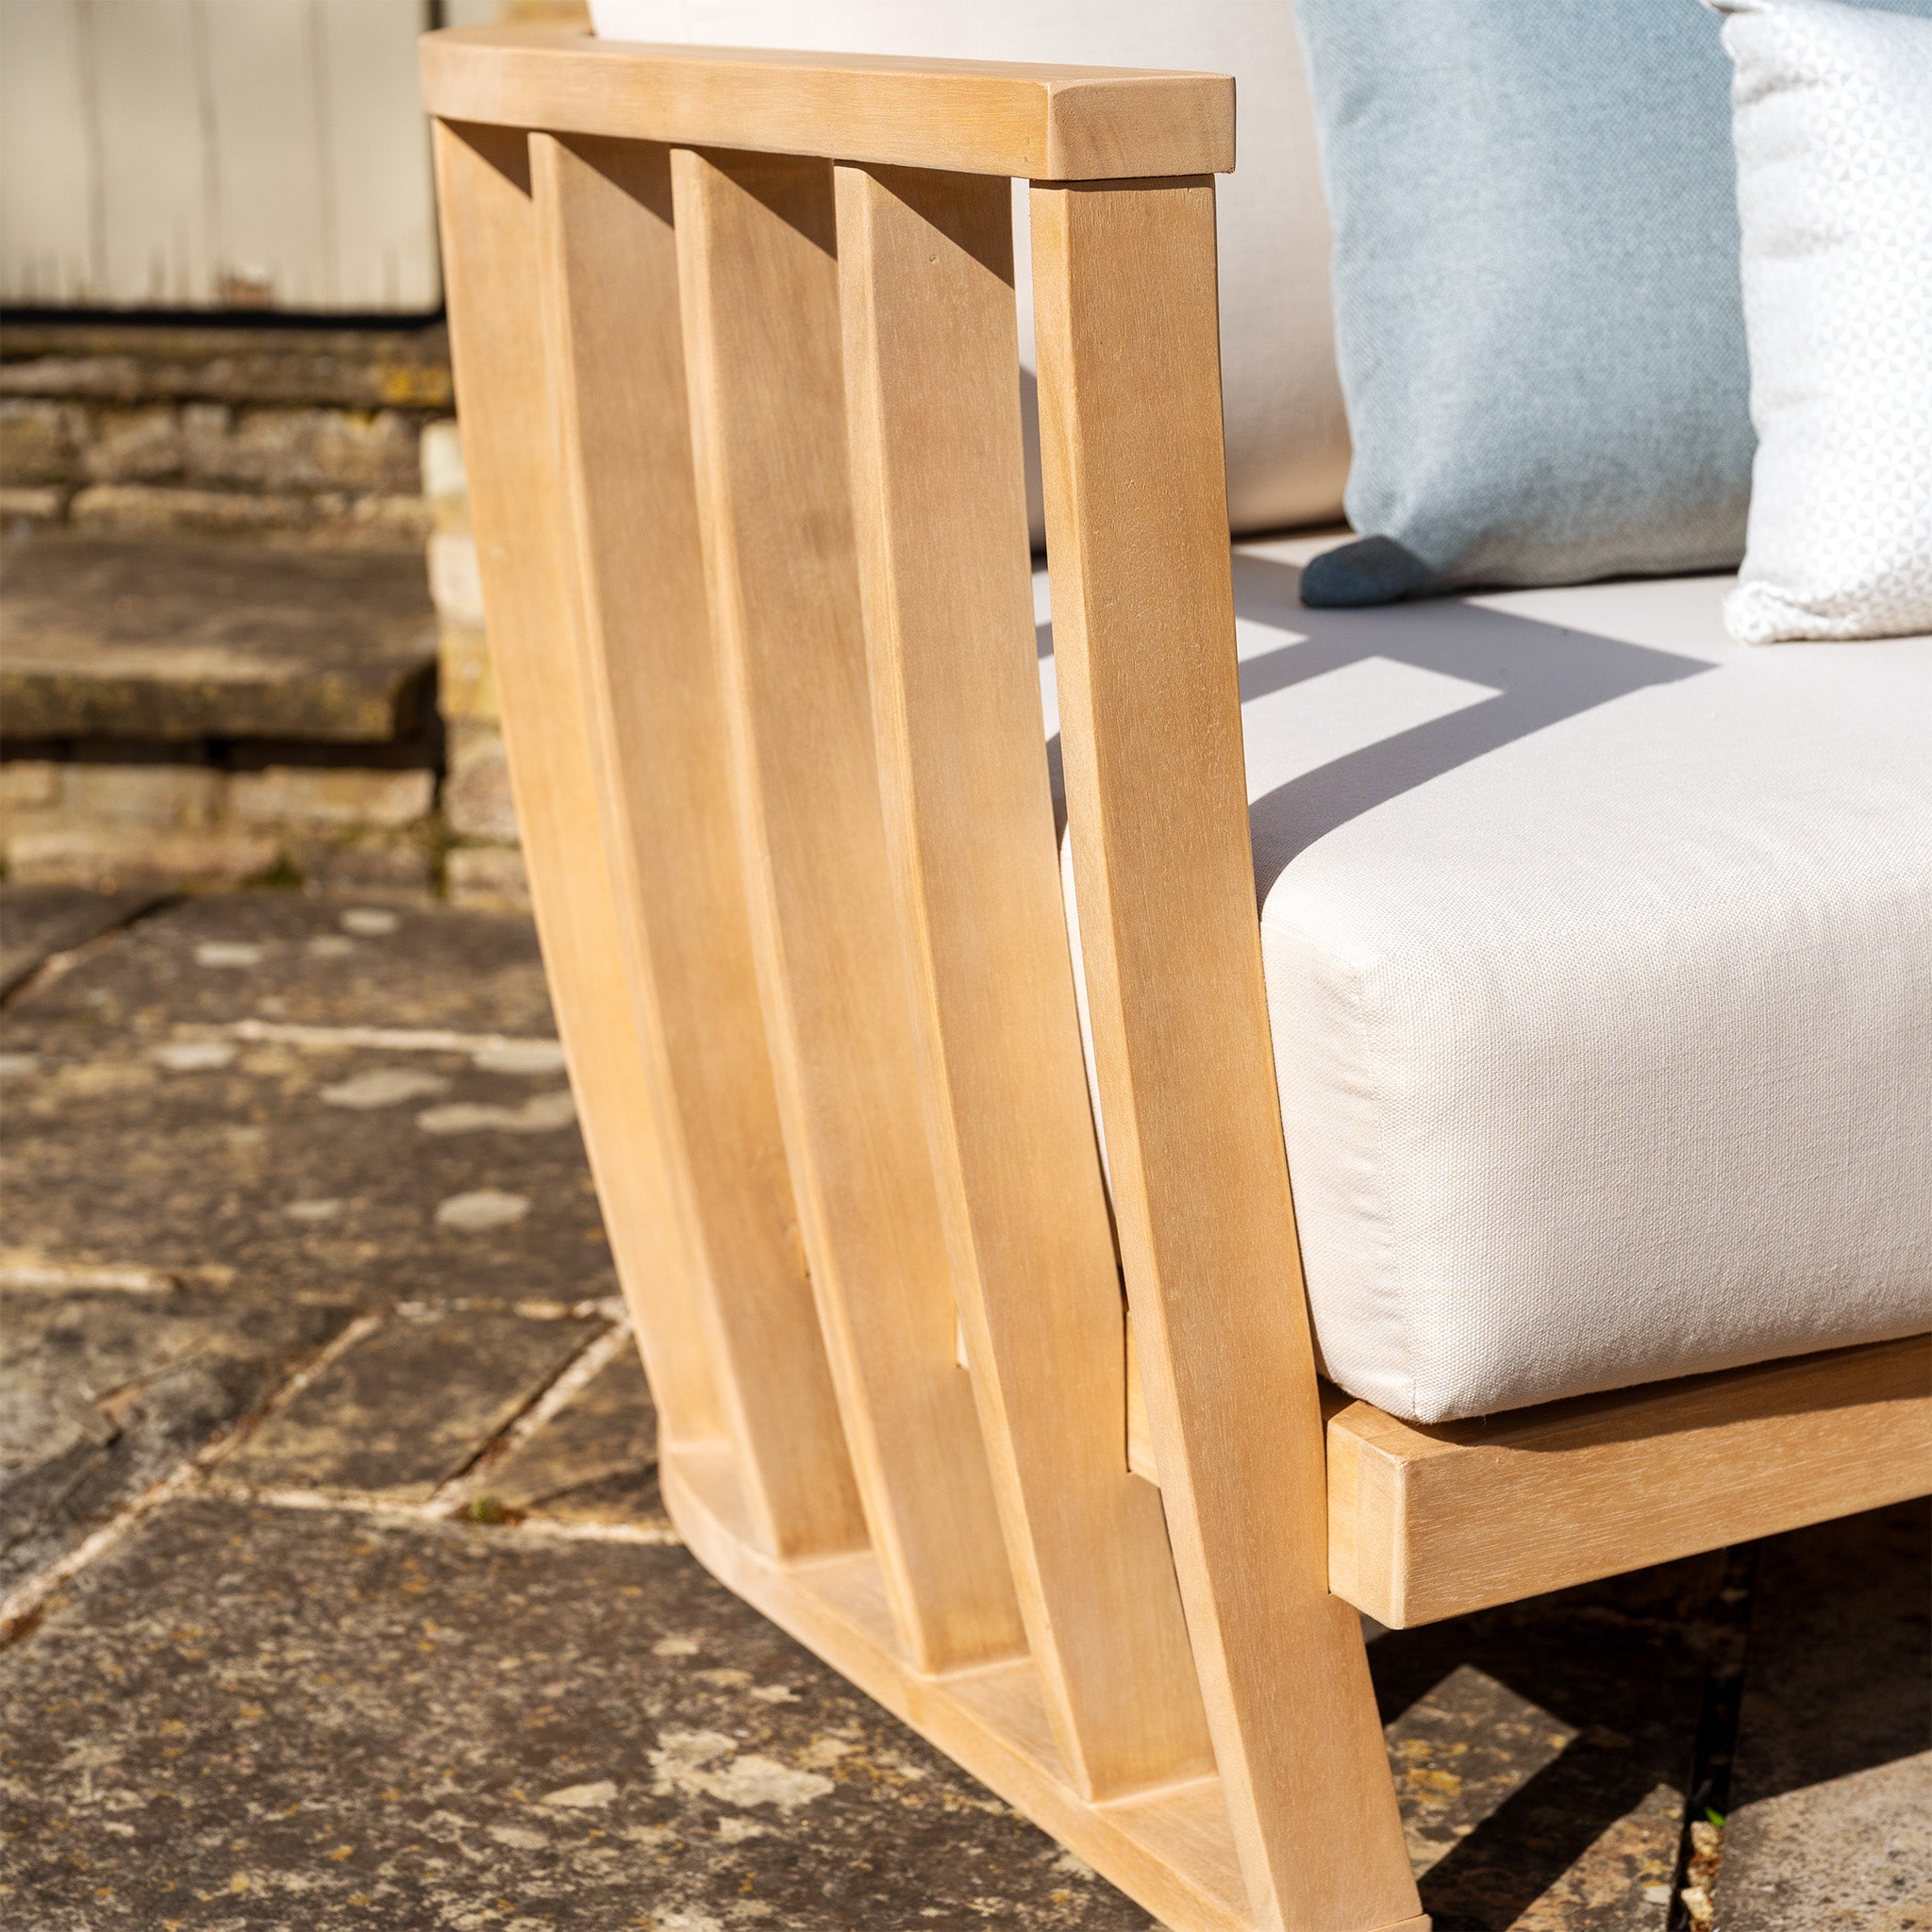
[589,0,1347,538]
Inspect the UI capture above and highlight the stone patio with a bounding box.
[1,884,1924,1932]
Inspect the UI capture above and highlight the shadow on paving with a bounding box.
[1716,1501,1931,1932]
[1372,1558,1718,1931]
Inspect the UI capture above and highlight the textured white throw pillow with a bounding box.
[1710,0,1932,643]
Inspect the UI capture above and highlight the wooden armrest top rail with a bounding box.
[420,25,1235,180]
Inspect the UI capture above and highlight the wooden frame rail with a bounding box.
[423,24,1235,178]
[425,27,1930,1932]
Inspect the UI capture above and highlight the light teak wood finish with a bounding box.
[1127,1323,1932,1631]
[426,28,1929,1932]
[666,143,1024,1675]
[1034,177,1421,1932]
[429,119,723,1457]
[423,24,1235,181]
[520,127,867,1564]
[1327,1333,1932,1629]
[837,159,1214,1798]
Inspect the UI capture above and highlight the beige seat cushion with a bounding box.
[1049,543,1932,1421]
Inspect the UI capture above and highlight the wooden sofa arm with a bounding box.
[420,24,1235,180]
[425,30,1421,1930]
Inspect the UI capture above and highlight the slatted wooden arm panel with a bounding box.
[425,26,1929,1932]
[426,29,1418,1931]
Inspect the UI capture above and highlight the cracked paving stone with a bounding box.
[1365,1553,1723,1931]
[481,1347,659,1526]
[0,885,163,999]
[0,1287,346,1600]
[1715,1500,1931,1932]
[217,1310,599,1504]
[0,1495,1166,1931]
[0,1027,616,1311]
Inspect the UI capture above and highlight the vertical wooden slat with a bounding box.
[1032,177,1423,1930]
[437,122,860,1567]
[837,160,1216,1800]
[431,120,719,1455]
[504,126,866,1562]
[667,144,1025,1673]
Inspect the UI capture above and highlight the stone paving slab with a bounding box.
[1716,1501,1931,1932]
[1,894,615,1310]
[0,886,161,998]
[0,1494,1162,1932]
[218,1310,598,1505]
[0,537,436,743]
[0,1288,346,1606]
[0,1468,1742,1932]
[0,1027,616,1310]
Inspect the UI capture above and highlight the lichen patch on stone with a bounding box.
[415,1090,575,1136]
[470,1040,567,1076]
[192,941,263,968]
[434,1190,529,1233]
[320,1066,449,1109]
[539,1779,616,1810]
[152,1039,237,1072]
[284,1197,345,1223]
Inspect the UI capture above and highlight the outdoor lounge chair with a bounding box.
[419,25,1932,1932]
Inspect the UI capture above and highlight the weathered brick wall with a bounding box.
[0,324,450,545]
[0,757,438,894]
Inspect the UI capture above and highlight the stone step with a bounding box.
[1,532,443,893]
[1,532,437,743]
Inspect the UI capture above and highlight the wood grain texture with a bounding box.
[1032,176,1422,1932]
[838,160,1214,1797]
[1330,1333,1932,1629]
[523,127,868,1564]
[430,120,724,1458]
[420,25,1234,181]
[669,145,1024,1673]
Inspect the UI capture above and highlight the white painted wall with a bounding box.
[0,0,441,311]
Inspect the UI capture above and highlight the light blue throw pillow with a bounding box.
[1289,0,1932,607]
